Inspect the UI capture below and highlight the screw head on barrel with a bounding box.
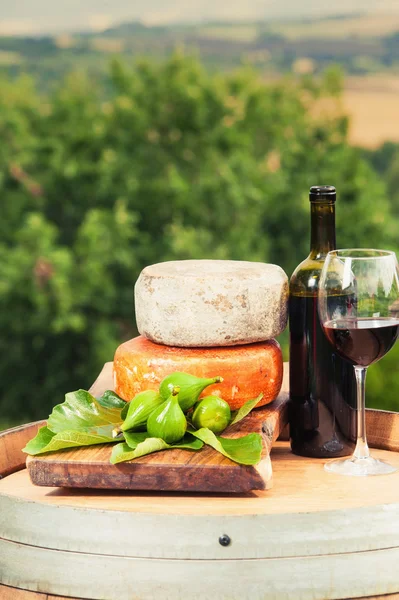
[219,534,231,547]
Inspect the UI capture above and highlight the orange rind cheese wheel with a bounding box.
[114,336,283,411]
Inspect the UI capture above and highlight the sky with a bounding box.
[0,0,398,35]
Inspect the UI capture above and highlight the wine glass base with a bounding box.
[324,456,398,477]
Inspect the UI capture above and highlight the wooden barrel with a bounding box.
[1,365,399,600]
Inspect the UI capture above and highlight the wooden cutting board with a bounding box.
[26,363,289,493]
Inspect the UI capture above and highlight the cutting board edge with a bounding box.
[26,454,272,493]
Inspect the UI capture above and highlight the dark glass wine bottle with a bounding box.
[289,185,357,458]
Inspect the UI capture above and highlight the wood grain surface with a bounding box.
[0,586,398,600]
[0,421,45,478]
[1,541,399,600]
[367,406,399,451]
[5,442,399,516]
[2,444,399,565]
[0,586,84,599]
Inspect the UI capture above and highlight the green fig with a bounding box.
[120,390,164,433]
[159,372,223,413]
[192,395,231,434]
[147,386,187,444]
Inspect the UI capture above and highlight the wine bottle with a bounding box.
[289,185,357,458]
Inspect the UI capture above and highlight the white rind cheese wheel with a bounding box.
[134,260,288,347]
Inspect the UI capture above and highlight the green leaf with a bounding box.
[121,402,129,420]
[97,390,127,411]
[110,434,203,464]
[47,389,122,433]
[22,426,56,455]
[123,431,150,449]
[23,424,120,455]
[229,393,263,426]
[189,428,262,465]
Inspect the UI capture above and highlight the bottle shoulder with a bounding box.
[290,256,325,296]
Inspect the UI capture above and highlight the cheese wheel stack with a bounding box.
[114,260,288,409]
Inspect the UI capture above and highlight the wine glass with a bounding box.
[318,249,399,476]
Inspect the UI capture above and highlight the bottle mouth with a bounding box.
[327,249,396,260]
[309,185,336,202]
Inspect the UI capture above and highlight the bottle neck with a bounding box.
[309,201,336,259]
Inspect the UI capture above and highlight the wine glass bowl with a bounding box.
[318,249,399,476]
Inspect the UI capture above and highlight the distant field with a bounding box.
[0,50,22,65]
[192,14,399,43]
[273,13,399,40]
[197,25,258,42]
[0,14,398,149]
[343,76,399,147]
[194,14,399,42]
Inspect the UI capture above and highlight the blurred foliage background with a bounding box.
[1,51,399,428]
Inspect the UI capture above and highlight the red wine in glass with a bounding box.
[324,317,399,367]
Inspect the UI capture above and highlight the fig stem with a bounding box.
[112,426,122,438]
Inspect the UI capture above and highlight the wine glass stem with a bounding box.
[353,366,370,460]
